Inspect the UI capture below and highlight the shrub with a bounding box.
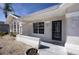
[4,32,9,35]
[0,32,8,36]
[10,32,16,37]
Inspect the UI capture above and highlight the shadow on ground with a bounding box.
[39,44,50,49]
[41,40,65,46]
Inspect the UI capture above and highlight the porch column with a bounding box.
[20,23,23,34]
[16,21,18,34]
[65,11,79,54]
[13,21,14,33]
[10,24,13,32]
[19,22,22,34]
[9,24,11,32]
[19,22,20,34]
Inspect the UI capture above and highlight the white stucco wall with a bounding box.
[65,11,79,54]
[22,16,66,45]
[65,4,79,54]
[22,22,32,35]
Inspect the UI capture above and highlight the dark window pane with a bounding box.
[39,29,44,34]
[39,22,44,34]
[34,29,38,33]
[33,22,44,34]
[33,23,38,33]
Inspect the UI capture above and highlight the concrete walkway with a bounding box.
[39,42,67,55]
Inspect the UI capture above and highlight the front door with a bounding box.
[52,20,62,41]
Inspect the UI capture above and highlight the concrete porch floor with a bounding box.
[39,42,67,55]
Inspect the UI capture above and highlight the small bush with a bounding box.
[4,32,9,35]
[10,32,16,37]
[0,32,8,36]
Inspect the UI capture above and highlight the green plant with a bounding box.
[0,32,8,36]
[4,32,9,35]
[10,32,16,37]
[0,3,14,18]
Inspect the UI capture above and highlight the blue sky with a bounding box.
[0,3,59,21]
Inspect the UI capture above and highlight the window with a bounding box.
[33,23,38,33]
[33,22,44,34]
[39,22,44,34]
